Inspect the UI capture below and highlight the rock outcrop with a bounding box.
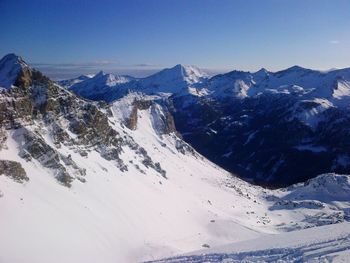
[0,160,28,183]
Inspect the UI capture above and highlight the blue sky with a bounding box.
[1,0,350,78]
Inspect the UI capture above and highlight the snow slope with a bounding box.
[153,222,350,262]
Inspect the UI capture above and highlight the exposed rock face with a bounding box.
[126,105,138,130]
[125,98,178,136]
[164,111,177,135]
[134,100,153,110]
[136,146,167,178]
[150,104,177,135]
[0,160,28,183]
[15,129,75,187]
[0,128,6,150]
[126,100,153,130]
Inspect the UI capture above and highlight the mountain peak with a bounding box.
[253,68,270,77]
[68,70,134,100]
[284,65,311,73]
[173,63,185,69]
[172,64,207,77]
[250,68,270,83]
[255,68,268,74]
[289,65,306,71]
[130,64,207,94]
[0,53,28,69]
[1,53,25,62]
[274,65,313,76]
[0,53,30,89]
[158,64,207,81]
[95,70,106,77]
[90,71,133,86]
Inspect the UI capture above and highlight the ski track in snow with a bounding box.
[150,223,350,262]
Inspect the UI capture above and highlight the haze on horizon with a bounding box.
[1,0,349,79]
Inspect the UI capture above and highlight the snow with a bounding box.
[331,80,350,107]
[222,151,232,158]
[285,173,350,202]
[292,98,334,128]
[294,144,327,153]
[154,222,350,262]
[149,103,168,135]
[333,80,350,99]
[243,131,258,145]
[334,155,350,168]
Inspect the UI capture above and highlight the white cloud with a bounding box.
[329,40,340,44]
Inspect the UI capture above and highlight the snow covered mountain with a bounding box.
[138,64,208,95]
[64,64,208,102]
[0,53,350,262]
[67,71,135,101]
[57,74,94,88]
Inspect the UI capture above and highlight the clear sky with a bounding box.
[1,0,350,78]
